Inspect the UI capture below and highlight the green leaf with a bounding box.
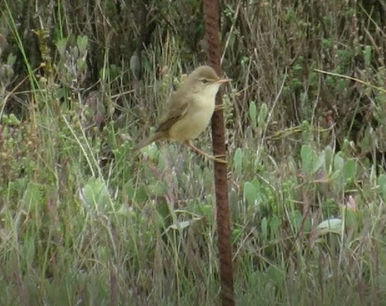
[343,159,357,182]
[323,145,334,170]
[249,101,257,128]
[233,147,243,176]
[56,38,67,56]
[7,113,21,125]
[77,58,87,73]
[316,218,342,235]
[7,53,16,66]
[257,102,268,128]
[379,174,386,199]
[333,154,344,171]
[360,127,373,153]
[76,35,89,54]
[330,170,342,181]
[363,45,372,67]
[300,145,314,175]
[169,217,202,230]
[312,150,325,174]
[80,177,112,212]
[243,181,258,206]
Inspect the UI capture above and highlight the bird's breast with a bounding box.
[169,96,215,141]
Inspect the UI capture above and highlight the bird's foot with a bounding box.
[214,104,225,112]
[184,141,227,164]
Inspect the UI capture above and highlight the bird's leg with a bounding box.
[184,141,227,164]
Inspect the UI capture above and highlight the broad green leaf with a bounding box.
[312,150,325,174]
[363,45,372,67]
[257,102,268,127]
[76,35,89,53]
[56,38,67,56]
[300,145,314,175]
[379,174,386,199]
[360,127,373,153]
[249,101,257,128]
[333,154,344,171]
[169,217,202,230]
[244,181,258,206]
[80,177,111,211]
[330,170,341,181]
[323,145,334,170]
[316,218,342,235]
[233,147,243,176]
[343,159,357,182]
[301,120,311,142]
[7,53,16,66]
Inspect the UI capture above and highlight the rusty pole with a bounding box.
[203,1,235,306]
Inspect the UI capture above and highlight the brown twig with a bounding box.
[203,1,235,306]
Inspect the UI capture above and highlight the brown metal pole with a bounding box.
[203,1,235,306]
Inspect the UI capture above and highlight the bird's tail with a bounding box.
[134,133,165,151]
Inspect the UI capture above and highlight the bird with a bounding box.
[135,65,231,163]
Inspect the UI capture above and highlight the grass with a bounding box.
[1,79,386,305]
[1,1,386,305]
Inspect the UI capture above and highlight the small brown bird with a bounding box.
[136,65,230,162]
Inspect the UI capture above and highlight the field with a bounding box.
[1,1,386,305]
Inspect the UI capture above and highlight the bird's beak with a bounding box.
[215,78,232,84]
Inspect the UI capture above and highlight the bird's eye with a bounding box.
[201,79,208,84]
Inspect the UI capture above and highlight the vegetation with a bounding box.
[1,0,386,305]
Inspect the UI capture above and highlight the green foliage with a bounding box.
[80,177,114,213]
[0,0,386,305]
[379,174,386,199]
[55,35,89,88]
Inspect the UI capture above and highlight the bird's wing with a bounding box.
[156,92,190,133]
